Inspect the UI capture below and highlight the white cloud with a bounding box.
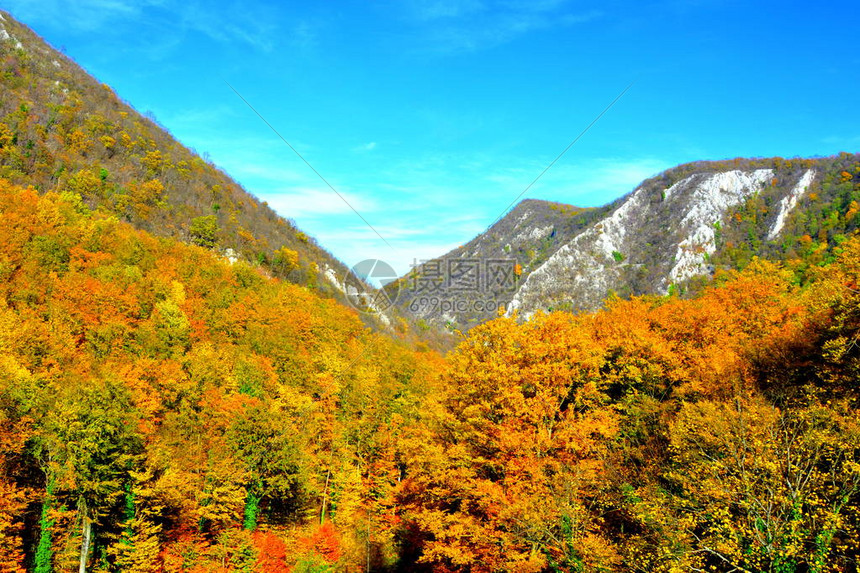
[171,2,279,52]
[4,0,146,31]
[354,141,377,152]
[4,0,279,51]
[409,0,485,21]
[290,20,319,52]
[397,0,602,54]
[821,134,860,148]
[265,187,379,219]
[307,225,469,279]
[483,156,668,208]
[226,163,314,185]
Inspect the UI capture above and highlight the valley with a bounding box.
[0,7,859,573]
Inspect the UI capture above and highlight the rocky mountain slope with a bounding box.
[393,198,611,326]
[399,154,860,327]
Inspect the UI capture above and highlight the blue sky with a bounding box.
[5,0,860,275]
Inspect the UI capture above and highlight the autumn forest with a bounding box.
[1,7,860,573]
[3,175,860,571]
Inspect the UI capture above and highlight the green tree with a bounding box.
[226,405,304,530]
[190,215,218,249]
[34,483,54,573]
[35,379,142,573]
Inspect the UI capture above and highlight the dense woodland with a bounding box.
[714,155,860,274]
[0,179,444,572]
[2,178,860,572]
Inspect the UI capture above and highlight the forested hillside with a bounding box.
[0,180,444,572]
[2,179,860,572]
[714,155,860,277]
[0,10,348,296]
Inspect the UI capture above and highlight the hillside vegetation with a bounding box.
[0,179,443,572]
[713,155,860,277]
[2,179,860,571]
[0,10,346,295]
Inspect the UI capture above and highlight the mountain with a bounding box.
[3,13,860,573]
[0,10,460,354]
[0,10,354,300]
[399,153,860,327]
[11,5,856,340]
[393,197,612,326]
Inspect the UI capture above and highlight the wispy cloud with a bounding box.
[174,3,279,52]
[354,141,377,152]
[265,187,379,219]
[821,134,860,149]
[160,133,326,187]
[303,217,485,276]
[4,0,146,31]
[408,0,485,21]
[484,156,668,208]
[397,0,602,54]
[290,20,320,52]
[4,0,279,52]
[159,104,239,131]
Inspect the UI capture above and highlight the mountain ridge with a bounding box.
[398,153,860,328]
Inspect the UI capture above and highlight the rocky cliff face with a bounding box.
[399,154,860,328]
[511,168,800,315]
